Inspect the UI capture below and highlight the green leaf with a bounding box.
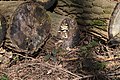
[0,74,9,80]
[94,61,106,70]
[80,46,87,50]
[44,54,51,61]
[13,56,19,61]
[51,56,57,62]
[52,48,57,55]
[89,40,98,47]
[86,44,93,48]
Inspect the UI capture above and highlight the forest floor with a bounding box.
[0,27,120,80]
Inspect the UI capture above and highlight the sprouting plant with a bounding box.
[80,40,107,71]
[79,40,98,57]
[0,74,9,80]
[44,48,58,62]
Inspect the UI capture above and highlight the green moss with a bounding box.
[80,40,98,57]
[79,19,107,26]
[90,19,106,26]
[94,61,106,70]
[94,25,107,31]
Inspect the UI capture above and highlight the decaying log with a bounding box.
[0,0,57,18]
[0,1,78,54]
[4,2,51,54]
[0,1,25,19]
[108,3,120,46]
[44,12,78,52]
[0,14,6,47]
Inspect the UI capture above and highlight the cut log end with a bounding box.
[5,2,51,54]
[57,17,78,49]
[108,3,120,47]
[43,16,78,52]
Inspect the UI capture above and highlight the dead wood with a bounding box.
[3,2,51,54]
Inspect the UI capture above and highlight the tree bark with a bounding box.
[1,1,51,54]
[0,1,25,18]
[0,1,78,54]
[44,12,78,52]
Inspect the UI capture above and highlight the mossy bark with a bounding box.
[0,1,24,18]
[0,1,51,54]
[0,1,78,54]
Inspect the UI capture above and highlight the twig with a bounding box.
[104,57,120,62]
[42,62,93,79]
[12,53,35,60]
[19,60,93,79]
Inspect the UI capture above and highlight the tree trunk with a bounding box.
[54,0,116,42]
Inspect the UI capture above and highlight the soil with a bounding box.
[0,26,120,80]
